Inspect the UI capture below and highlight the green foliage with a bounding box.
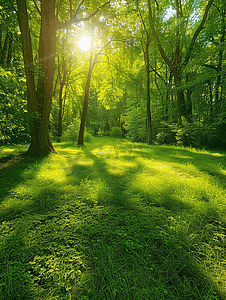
[61,119,80,142]
[84,131,93,143]
[0,67,30,145]
[157,115,226,150]
[124,105,147,143]
[61,119,93,143]
[156,122,177,145]
[110,127,122,137]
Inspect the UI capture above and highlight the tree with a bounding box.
[78,39,113,145]
[78,52,97,145]
[14,0,109,156]
[57,58,68,142]
[137,7,153,144]
[147,0,214,126]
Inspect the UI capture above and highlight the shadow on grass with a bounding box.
[0,141,225,299]
[79,206,223,300]
[64,145,225,299]
[0,153,47,220]
[0,227,34,300]
[134,145,226,189]
[67,146,145,208]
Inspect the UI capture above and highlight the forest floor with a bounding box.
[1,136,226,300]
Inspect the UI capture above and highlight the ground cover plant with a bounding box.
[0,137,226,300]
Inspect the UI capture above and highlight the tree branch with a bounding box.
[33,0,41,16]
[57,1,110,30]
[182,0,214,67]
[147,0,175,76]
[73,0,85,19]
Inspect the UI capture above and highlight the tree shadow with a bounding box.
[64,145,225,299]
[0,142,225,299]
[133,145,226,189]
[78,205,224,299]
[0,227,35,300]
[0,153,47,220]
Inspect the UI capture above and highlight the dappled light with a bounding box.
[1,137,226,299]
[1,0,226,297]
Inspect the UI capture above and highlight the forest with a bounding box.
[0,0,226,154]
[1,1,226,300]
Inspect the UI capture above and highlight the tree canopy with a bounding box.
[1,0,226,153]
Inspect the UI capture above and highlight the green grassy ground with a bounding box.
[0,137,226,300]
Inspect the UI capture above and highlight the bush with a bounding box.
[156,116,226,150]
[61,124,78,142]
[0,67,30,145]
[123,106,147,143]
[156,123,176,145]
[111,127,122,138]
[84,131,93,143]
[61,122,93,143]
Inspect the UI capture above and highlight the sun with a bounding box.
[78,36,91,52]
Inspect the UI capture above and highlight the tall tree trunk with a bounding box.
[186,90,192,123]
[78,53,94,145]
[17,0,56,156]
[138,10,153,143]
[174,74,185,125]
[145,36,152,144]
[1,32,9,65]
[215,13,225,110]
[57,62,67,142]
[16,0,38,143]
[147,0,185,125]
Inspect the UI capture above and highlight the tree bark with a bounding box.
[57,62,67,142]
[78,53,94,145]
[139,9,152,143]
[145,35,152,144]
[16,0,38,143]
[27,0,56,156]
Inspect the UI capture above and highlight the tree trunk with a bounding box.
[1,32,9,65]
[17,0,56,156]
[145,36,152,144]
[78,53,94,145]
[174,74,186,125]
[57,62,67,142]
[16,0,38,144]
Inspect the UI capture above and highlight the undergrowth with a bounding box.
[0,137,226,299]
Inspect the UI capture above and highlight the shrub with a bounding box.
[61,124,78,142]
[61,122,93,143]
[111,127,122,138]
[123,106,147,143]
[84,131,93,143]
[0,67,30,145]
[156,123,176,145]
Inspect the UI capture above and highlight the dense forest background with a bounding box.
[0,0,226,154]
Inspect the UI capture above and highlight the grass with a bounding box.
[0,137,226,299]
